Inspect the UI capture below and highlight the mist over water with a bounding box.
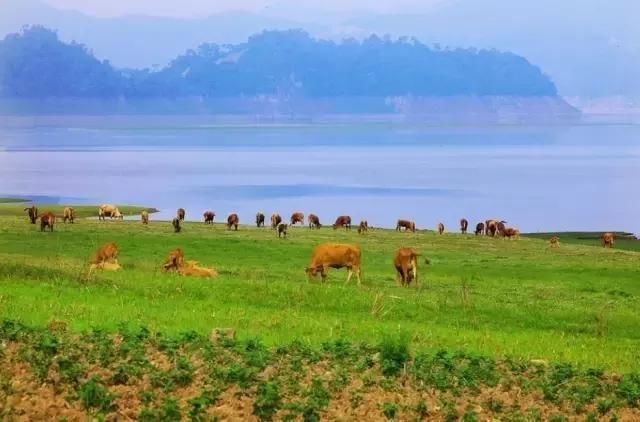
[1,121,638,234]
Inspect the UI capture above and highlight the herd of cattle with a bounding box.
[20,204,618,284]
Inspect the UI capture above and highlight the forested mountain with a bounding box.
[0,27,557,98]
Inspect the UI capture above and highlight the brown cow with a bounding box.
[460,218,469,234]
[549,236,560,248]
[306,243,362,284]
[308,213,321,229]
[98,204,117,221]
[602,232,614,248]
[475,222,485,236]
[358,220,368,234]
[89,242,118,268]
[271,213,282,229]
[172,217,181,233]
[497,221,507,236]
[396,219,416,233]
[204,211,215,224]
[437,223,445,235]
[277,223,288,239]
[141,210,149,224]
[227,213,239,231]
[162,248,185,272]
[290,212,305,226]
[178,260,218,278]
[486,220,498,237]
[24,205,38,224]
[256,212,265,227]
[63,207,75,224]
[393,247,420,286]
[333,216,352,230]
[502,227,520,239]
[40,212,55,232]
[177,208,186,221]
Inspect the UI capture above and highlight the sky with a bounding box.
[42,0,445,18]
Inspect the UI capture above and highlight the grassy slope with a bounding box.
[0,216,639,372]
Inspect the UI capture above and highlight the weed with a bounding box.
[253,381,281,421]
[415,400,428,418]
[381,402,398,420]
[78,376,116,413]
[616,373,640,406]
[462,406,479,422]
[160,397,181,421]
[379,336,410,376]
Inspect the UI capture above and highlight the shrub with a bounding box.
[253,381,281,421]
[378,336,410,376]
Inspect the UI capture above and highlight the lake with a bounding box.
[1,120,639,234]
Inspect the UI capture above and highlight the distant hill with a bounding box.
[0,27,558,99]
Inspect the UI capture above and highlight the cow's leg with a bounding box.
[346,267,353,284]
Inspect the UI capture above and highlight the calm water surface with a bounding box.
[1,122,638,233]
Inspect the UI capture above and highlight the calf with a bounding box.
[40,212,55,232]
[271,213,282,229]
[141,210,149,224]
[396,219,416,233]
[393,247,420,286]
[460,218,468,234]
[333,216,352,230]
[256,212,265,227]
[89,242,119,273]
[437,223,445,235]
[204,211,215,224]
[163,248,185,272]
[24,205,38,224]
[172,217,181,233]
[306,243,362,284]
[63,207,75,224]
[357,220,368,234]
[308,213,321,229]
[277,223,288,238]
[290,212,305,226]
[602,232,614,248]
[502,227,520,239]
[177,208,186,221]
[227,213,239,231]
[475,222,485,236]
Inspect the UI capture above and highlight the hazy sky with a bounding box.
[42,0,445,18]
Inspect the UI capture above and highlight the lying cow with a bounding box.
[333,216,352,230]
[141,210,149,224]
[277,223,288,239]
[396,219,416,233]
[227,213,239,231]
[437,223,445,235]
[256,212,266,227]
[24,205,38,224]
[291,212,305,226]
[204,211,215,224]
[40,212,55,232]
[549,236,560,248]
[178,260,218,278]
[177,208,186,221]
[475,222,485,236]
[502,227,520,239]
[308,213,321,229]
[460,218,468,234]
[358,220,368,234]
[271,213,282,229]
[393,247,420,286]
[602,232,614,248]
[306,243,362,284]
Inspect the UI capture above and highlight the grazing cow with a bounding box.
[177,208,186,221]
[178,260,218,278]
[277,223,288,239]
[396,219,416,233]
[172,217,181,233]
[306,243,362,284]
[98,204,117,221]
[162,248,185,272]
[271,213,282,229]
[437,223,445,235]
[333,216,352,230]
[460,218,469,234]
[204,211,215,224]
[308,213,321,229]
[62,207,75,224]
[358,220,369,234]
[24,205,38,224]
[602,232,614,248]
[256,212,266,227]
[113,208,123,220]
[393,247,420,286]
[40,212,55,232]
[502,227,520,239]
[290,212,305,226]
[227,213,239,231]
[497,221,506,236]
[549,236,560,248]
[141,210,149,224]
[475,222,485,236]
[486,220,498,237]
[89,242,118,269]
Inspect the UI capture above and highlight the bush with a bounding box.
[253,381,281,421]
[378,336,410,376]
[78,376,116,413]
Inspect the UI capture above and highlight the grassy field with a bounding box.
[0,201,156,219]
[0,206,639,375]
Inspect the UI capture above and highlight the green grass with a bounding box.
[0,214,639,372]
[0,198,27,204]
[0,202,157,218]
[526,232,640,252]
